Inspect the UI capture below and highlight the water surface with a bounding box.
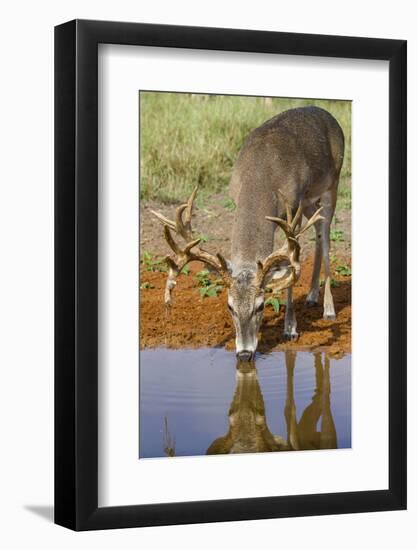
[139,349,351,458]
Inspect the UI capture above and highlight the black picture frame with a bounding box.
[55,19,407,531]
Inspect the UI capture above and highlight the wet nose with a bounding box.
[237,350,253,362]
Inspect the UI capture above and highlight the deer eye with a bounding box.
[255,302,265,314]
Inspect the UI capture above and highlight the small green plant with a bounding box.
[320,278,340,288]
[222,197,236,211]
[199,284,223,298]
[181,265,190,276]
[330,229,345,243]
[335,264,352,276]
[140,281,155,290]
[140,250,168,272]
[141,250,153,264]
[195,269,211,286]
[196,233,210,243]
[195,269,223,298]
[265,296,281,313]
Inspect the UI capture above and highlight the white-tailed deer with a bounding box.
[151,106,344,360]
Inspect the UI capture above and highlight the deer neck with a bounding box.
[230,190,276,272]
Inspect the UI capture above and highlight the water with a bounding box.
[139,348,351,458]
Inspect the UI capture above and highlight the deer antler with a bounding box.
[150,187,231,305]
[256,191,324,290]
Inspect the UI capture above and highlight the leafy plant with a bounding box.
[181,265,191,276]
[140,250,168,272]
[196,233,210,243]
[320,278,340,288]
[335,264,352,276]
[140,281,155,290]
[265,296,281,313]
[222,197,236,211]
[330,229,345,243]
[195,269,211,286]
[195,269,223,298]
[199,284,223,298]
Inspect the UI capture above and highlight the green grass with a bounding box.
[330,229,345,243]
[140,92,352,205]
[336,180,352,210]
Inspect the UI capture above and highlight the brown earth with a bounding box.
[140,255,351,358]
[140,191,351,261]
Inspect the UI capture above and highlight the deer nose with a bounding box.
[237,350,253,362]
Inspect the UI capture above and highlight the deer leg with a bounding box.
[321,189,337,320]
[284,351,299,450]
[305,210,323,306]
[319,355,337,449]
[283,285,298,340]
[322,224,336,320]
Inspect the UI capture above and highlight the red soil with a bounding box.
[140,256,351,358]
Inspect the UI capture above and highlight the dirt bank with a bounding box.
[140,255,351,357]
[140,191,352,261]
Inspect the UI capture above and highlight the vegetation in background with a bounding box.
[141,250,168,272]
[140,92,352,206]
[337,181,352,210]
[330,229,345,243]
[140,281,155,290]
[195,269,224,298]
[222,197,236,211]
[265,296,281,313]
[335,264,352,277]
[320,278,341,288]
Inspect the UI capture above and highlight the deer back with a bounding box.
[229,106,344,269]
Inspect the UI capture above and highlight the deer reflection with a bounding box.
[163,415,176,457]
[206,359,288,454]
[284,351,337,451]
[206,351,337,455]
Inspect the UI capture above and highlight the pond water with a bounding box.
[139,349,351,459]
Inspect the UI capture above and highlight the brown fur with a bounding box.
[229,106,344,269]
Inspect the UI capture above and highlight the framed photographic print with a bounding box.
[55,20,407,530]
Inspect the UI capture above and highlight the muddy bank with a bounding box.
[140,255,351,357]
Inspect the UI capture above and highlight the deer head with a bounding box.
[150,188,322,360]
[207,358,288,454]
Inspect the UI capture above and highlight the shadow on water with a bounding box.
[139,349,351,459]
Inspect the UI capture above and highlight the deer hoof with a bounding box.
[323,313,336,321]
[283,331,299,342]
[305,299,319,307]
